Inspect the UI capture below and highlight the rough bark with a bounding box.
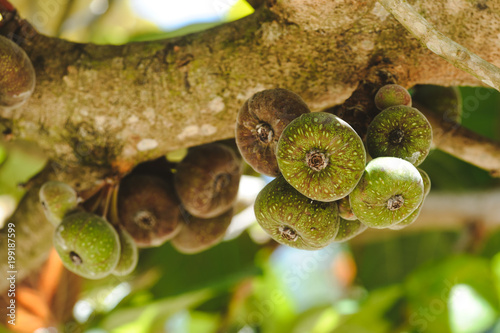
[1,0,500,291]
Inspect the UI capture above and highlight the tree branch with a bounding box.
[416,102,500,177]
[379,0,500,91]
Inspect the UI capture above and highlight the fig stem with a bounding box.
[256,123,274,144]
[306,150,329,171]
[387,195,404,211]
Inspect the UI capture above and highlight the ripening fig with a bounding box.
[112,227,139,276]
[39,181,78,227]
[235,88,311,176]
[0,36,36,108]
[174,143,242,218]
[254,176,340,250]
[118,174,182,248]
[366,105,432,166]
[389,168,431,230]
[332,217,367,242]
[374,84,412,110]
[337,196,357,221]
[171,208,233,254]
[277,112,366,202]
[53,212,120,279]
[350,157,424,229]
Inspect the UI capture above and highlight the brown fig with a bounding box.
[171,208,233,254]
[118,174,182,248]
[174,143,242,218]
[235,88,311,176]
[0,36,36,108]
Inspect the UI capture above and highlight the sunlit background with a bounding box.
[1,1,500,333]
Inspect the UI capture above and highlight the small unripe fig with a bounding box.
[254,176,340,250]
[389,168,431,230]
[174,143,242,218]
[39,181,78,227]
[277,112,366,202]
[374,84,412,110]
[337,196,357,221]
[118,174,182,248]
[0,36,36,108]
[112,227,139,276]
[332,217,367,242]
[171,208,233,254]
[366,105,432,166]
[235,88,311,176]
[53,212,120,280]
[412,85,462,123]
[350,157,424,228]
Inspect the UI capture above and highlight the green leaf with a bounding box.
[351,231,460,291]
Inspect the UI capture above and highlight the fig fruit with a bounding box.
[171,208,233,254]
[174,143,242,218]
[235,88,311,176]
[53,211,120,279]
[277,112,366,202]
[118,174,182,248]
[112,227,139,276]
[332,217,367,242]
[39,181,78,227]
[374,84,412,110]
[366,105,432,166]
[337,196,357,221]
[254,176,340,250]
[389,168,431,230]
[349,157,424,229]
[0,36,36,108]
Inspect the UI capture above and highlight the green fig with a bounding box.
[118,174,182,248]
[337,196,357,221]
[350,157,424,229]
[112,227,139,276]
[0,36,36,108]
[366,105,432,166]
[39,181,78,227]
[174,143,242,218]
[254,176,340,250]
[389,168,431,230]
[235,88,311,176]
[171,208,233,254]
[276,112,366,202]
[53,212,120,279]
[332,217,367,242]
[374,84,412,110]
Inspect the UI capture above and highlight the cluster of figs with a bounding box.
[39,145,243,280]
[236,86,433,250]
